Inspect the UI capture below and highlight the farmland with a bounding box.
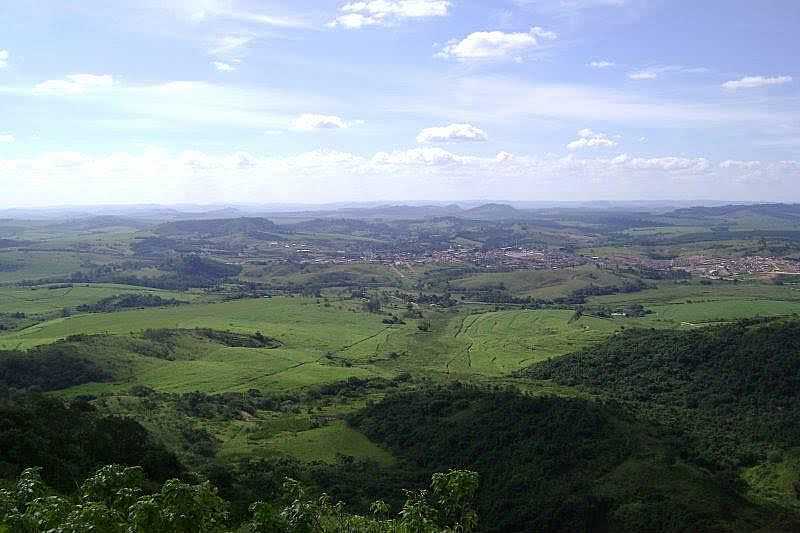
[4,203,800,531]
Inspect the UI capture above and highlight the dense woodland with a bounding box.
[528,319,800,468]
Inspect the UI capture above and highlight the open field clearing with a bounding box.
[0,250,86,283]
[0,283,200,315]
[446,310,621,374]
[642,299,800,325]
[588,282,800,325]
[589,282,800,306]
[0,296,386,349]
[449,264,635,298]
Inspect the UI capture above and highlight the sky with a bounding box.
[0,0,798,207]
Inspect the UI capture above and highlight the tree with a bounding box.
[1,465,480,533]
[365,295,382,314]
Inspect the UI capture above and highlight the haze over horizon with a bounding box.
[1,0,798,207]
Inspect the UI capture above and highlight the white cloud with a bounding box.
[628,65,708,80]
[212,61,238,72]
[566,128,618,150]
[2,148,797,206]
[496,151,514,162]
[722,75,792,91]
[628,70,657,80]
[292,113,356,131]
[209,34,253,58]
[417,123,488,143]
[0,133,14,143]
[394,76,769,126]
[186,1,311,29]
[588,60,615,69]
[0,50,8,69]
[437,26,557,61]
[329,0,450,28]
[24,79,337,131]
[372,147,470,166]
[33,74,115,95]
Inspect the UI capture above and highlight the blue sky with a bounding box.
[0,0,798,206]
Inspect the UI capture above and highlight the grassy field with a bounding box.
[6,277,800,470]
[0,250,86,283]
[3,297,398,394]
[588,281,800,326]
[0,283,200,315]
[330,307,624,378]
[1,295,630,395]
[257,420,395,464]
[590,282,800,306]
[0,296,385,349]
[450,264,634,299]
[642,299,800,325]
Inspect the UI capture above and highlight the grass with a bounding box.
[0,250,85,283]
[442,309,621,375]
[259,420,395,464]
[334,307,623,378]
[0,296,385,350]
[642,299,800,325]
[589,282,800,306]
[5,296,630,396]
[742,449,800,512]
[450,264,634,299]
[0,283,199,315]
[587,282,800,326]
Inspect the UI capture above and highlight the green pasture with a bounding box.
[588,282,800,325]
[0,283,199,315]
[642,299,800,325]
[450,264,633,299]
[442,309,621,374]
[589,282,800,306]
[257,420,394,464]
[336,307,623,377]
[0,250,85,283]
[0,296,384,349]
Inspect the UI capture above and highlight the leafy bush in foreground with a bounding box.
[0,465,479,533]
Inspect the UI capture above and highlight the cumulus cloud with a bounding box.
[567,128,618,150]
[722,75,792,90]
[588,60,615,69]
[437,26,556,61]
[416,123,488,143]
[373,147,471,166]
[33,74,115,95]
[496,151,514,162]
[329,0,450,29]
[0,133,14,143]
[0,49,8,69]
[292,113,358,131]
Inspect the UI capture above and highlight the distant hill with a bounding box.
[47,215,153,231]
[0,239,30,249]
[154,217,279,237]
[268,203,530,222]
[670,203,800,221]
[464,203,520,218]
[285,218,393,236]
